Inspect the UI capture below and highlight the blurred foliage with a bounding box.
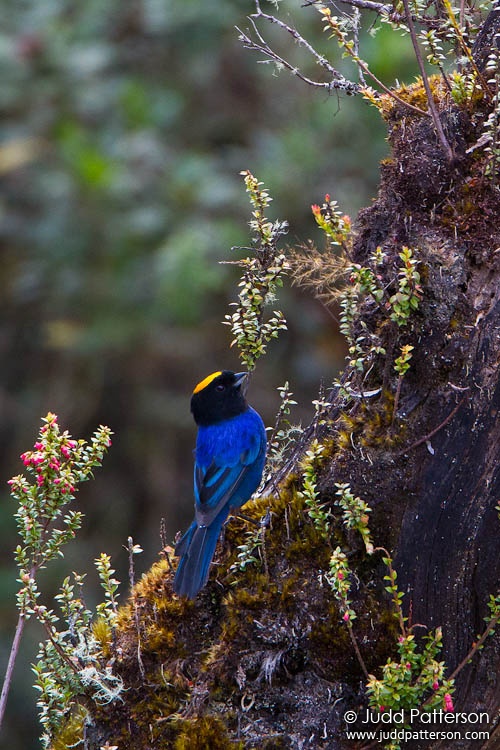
[0,0,418,747]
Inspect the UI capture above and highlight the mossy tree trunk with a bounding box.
[82,18,500,750]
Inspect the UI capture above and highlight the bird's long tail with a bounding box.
[173,505,230,599]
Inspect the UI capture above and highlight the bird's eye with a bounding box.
[216,384,225,392]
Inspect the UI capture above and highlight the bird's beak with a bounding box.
[234,372,249,394]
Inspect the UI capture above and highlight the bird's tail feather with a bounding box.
[173,506,229,599]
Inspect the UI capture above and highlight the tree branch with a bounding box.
[400,0,455,162]
[237,1,360,95]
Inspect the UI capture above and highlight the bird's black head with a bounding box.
[190,370,249,426]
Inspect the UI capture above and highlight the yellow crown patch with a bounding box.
[193,371,223,394]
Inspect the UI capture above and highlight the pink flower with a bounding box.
[311,204,321,217]
[49,459,60,470]
[444,693,454,712]
[337,571,344,580]
[432,681,439,690]
[60,445,71,458]
[343,611,350,622]
[36,475,44,486]
[325,193,331,202]
[380,705,385,712]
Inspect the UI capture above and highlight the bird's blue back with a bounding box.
[194,406,266,521]
[173,406,266,598]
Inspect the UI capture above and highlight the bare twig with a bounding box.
[347,620,370,679]
[401,0,455,162]
[39,617,81,675]
[352,7,367,86]
[127,536,136,589]
[448,610,500,681]
[0,614,26,727]
[395,398,465,455]
[305,0,392,14]
[0,558,44,728]
[244,1,432,117]
[392,374,404,425]
[238,1,359,94]
[127,536,145,679]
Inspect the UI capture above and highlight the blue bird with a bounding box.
[173,370,267,599]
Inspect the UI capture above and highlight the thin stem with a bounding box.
[395,398,465,455]
[392,374,404,424]
[352,8,367,87]
[127,536,136,589]
[374,546,407,636]
[360,59,429,117]
[39,618,81,674]
[306,0,393,13]
[401,0,455,162]
[253,2,347,81]
[128,537,145,680]
[0,559,40,731]
[0,613,26,729]
[347,620,369,679]
[459,0,466,32]
[448,611,500,681]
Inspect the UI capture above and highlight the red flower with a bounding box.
[444,693,454,712]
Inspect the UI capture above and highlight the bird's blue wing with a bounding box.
[194,436,263,527]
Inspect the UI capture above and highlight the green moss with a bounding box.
[334,392,405,453]
[92,616,113,658]
[173,716,244,750]
[51,706,87,750]
[379,74,450,122]
[97,430,402,748]
[309,601,351,677]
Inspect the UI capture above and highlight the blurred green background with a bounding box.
[0,1,417,746]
